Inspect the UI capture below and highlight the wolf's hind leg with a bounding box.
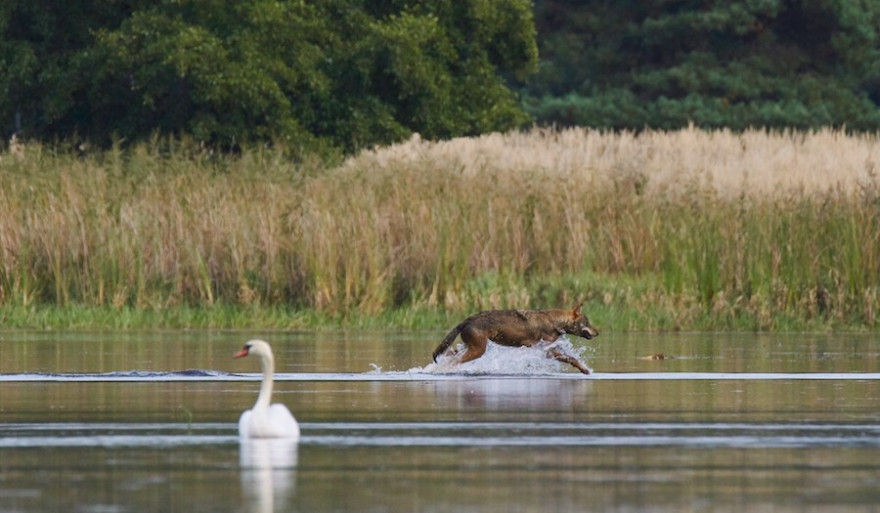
[458,332,488,364]
[547,347,591,375]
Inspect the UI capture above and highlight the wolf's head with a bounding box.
[564,303,599,340]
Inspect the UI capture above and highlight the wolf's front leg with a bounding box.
[546,347,591,375]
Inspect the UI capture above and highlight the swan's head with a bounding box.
[234,339,273,360]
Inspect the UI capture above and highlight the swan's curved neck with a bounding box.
[254,351,275,410]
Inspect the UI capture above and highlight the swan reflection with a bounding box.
[239,438,299,513]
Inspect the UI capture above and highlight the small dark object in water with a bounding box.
[641,352,672,360]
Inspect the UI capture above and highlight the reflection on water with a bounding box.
[3,330,878,376]
[1,330,879,512]
[239,438,299,513]
[426,375,594,412]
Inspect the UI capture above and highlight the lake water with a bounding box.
[1,330,879,512]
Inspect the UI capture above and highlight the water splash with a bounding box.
[406,337,592,375]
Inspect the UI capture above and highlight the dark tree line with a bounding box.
[1,0,537,154]
[3,0,879,155]
[524,0,880,131]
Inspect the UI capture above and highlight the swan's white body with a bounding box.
[235,339,300,439]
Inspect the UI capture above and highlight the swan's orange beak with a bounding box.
[234,347,250,359]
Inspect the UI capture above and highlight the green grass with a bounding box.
[1,129,879,331]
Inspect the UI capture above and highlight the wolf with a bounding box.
[432,303,598,374]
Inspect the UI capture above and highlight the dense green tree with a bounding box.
[1,0,537,153]
[0,1,134,137]
[526,0,880,131]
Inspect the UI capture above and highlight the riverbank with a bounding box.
[1,127,878,331]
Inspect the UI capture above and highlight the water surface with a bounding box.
[1,330,879,512]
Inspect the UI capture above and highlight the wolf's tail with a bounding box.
[432,323,464,362]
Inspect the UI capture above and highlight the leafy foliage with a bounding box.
[0,0,537,153]
[525,0,880,130]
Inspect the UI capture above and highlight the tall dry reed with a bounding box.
[1,127,878,329]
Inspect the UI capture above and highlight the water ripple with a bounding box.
[1,371,879,382]
[2,421,879,449]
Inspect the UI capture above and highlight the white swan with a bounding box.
[234,339,300,439]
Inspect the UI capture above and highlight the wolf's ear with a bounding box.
[571,302,583,317]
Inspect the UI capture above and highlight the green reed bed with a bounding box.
[1,128,878,330]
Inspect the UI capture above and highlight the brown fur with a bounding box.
[432,303,598,374]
